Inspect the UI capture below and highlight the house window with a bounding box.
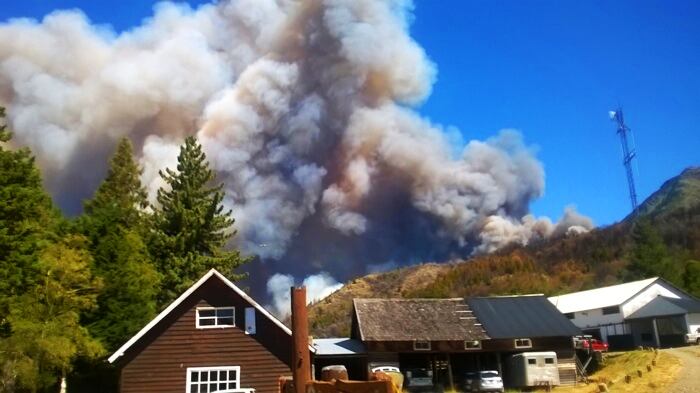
[545,358,554,365]
[514,338,532,349]
[244,307,256,335]
[196,307,235,328]
[564,312,575,319]
[602,306,620,315]
[527,359,536,365]
[186,366,239,393]
[413,340,431,351]
[464,340,481,350]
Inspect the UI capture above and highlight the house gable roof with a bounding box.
[548,277,659,314]
[352,298,489,342]
[467,295,581,339]
[108,269,311,364]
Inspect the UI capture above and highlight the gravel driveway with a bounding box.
[664,346,700,393]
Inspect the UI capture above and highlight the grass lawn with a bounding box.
[555,349,681,393]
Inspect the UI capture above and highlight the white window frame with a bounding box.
[514,338,532,349]
[413,340,431,351]
[196,307,235,329]
[464,340,481,350]
[186,366,240,393]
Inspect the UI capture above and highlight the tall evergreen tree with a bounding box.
[79,137,159,351]
[151,136,248,305]
[82,137,149,237]
[0,108,58,310]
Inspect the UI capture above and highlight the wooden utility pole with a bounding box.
[291,287,311,393]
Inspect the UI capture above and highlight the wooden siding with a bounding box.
[363,336,574,358]
[119,278,293,393]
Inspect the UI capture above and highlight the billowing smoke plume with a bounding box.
[0,0,593,302]
[266,272,343,316]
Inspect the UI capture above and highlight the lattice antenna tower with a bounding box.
[609,108,639,213]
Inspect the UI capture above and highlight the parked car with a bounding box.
[582,338,609,352]
[371,365,404,391]
[371,366,401,373]
[404,368,441,392]
[685,327,700,345]
[462,370,504,392]
[574,336,608,352]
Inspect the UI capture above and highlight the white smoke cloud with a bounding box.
[266,272,343,317]
[0,0,594,291]
[476,206,594,254]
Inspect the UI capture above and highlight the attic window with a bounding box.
[514,338,532,349]
[602,306,620,315]
[196,307,235,329]
[413,340,431,351]
[464,340,481,350]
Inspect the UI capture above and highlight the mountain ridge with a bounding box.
[308,166,700,337]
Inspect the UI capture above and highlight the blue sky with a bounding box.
[1,0,698,226]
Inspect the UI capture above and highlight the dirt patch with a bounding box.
[556,349,681,393]
[664,346,700,393]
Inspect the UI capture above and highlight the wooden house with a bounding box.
[108,269,313,393]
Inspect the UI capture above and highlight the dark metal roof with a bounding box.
[666,296,700,313]
[626,296,700,320]
[467,295,581,339]
[353,298,489,341]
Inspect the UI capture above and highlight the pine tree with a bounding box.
[83,137,149,237]
[151,136,248,306]
[79,137,160,351]
[0,107,58,329]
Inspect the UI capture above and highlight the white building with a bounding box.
[548,277,700,348]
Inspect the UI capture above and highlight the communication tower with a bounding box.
[609,108,639,213]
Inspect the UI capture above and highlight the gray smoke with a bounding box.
[0,0,593,304]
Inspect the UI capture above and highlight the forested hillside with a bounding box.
[308,167,700,337]
[0,109,249,392]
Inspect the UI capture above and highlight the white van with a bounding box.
[505,352,559,388]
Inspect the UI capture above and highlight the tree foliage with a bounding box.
[1,112,252,391]
[0,107,58,310]
[150,136,248,306]
[1,238,103,392]
[78,138,160,353]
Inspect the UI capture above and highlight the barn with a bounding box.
[335,295,580,389]
[549,277,700,348]
[108,269,313,393]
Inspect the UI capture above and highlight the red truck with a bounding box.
[574,336,609,352]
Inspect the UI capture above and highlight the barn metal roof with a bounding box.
[467,295,581,339]
[353,298,489,342]
[313,338,366,356]
[626,296,700,320]
[547,277,658,314]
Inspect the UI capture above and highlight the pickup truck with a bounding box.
[685,327,700,345]
[574,336,608,352]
